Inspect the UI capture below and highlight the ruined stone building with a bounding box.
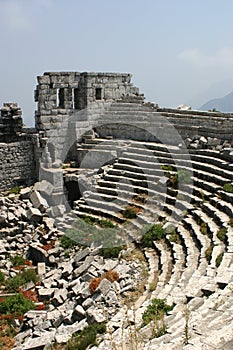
[0,71,233,191]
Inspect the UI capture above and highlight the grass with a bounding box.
[64,217,125,249]
[168,231,181,244]
[99,219,115,228]
[99,245,125,258]
[200,222,208,235]
[65,323,106,350]
[60,235,77,250]
[161,165,174,172]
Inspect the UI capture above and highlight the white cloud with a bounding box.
[177,47,233,68]
[0,0,54,32]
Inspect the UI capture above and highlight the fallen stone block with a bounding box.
[20,187,32,199]
[74,256,95,277]
[30,190,48,212]
[28,244,48,264]
[51,289,68,307]
[86,307,107,323]
[38,288,55,301]
[74,247,91,265]
[96,278,112,296]
[37,262,46,275]
[55,319,88,344]
[20,330,56,350]
[72,305,86,321]
[26,207,42,223]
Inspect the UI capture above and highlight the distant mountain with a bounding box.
[199,91,233,112]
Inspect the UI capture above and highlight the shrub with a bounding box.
[217,227,227,242]
[89,277,103,294]
[168,231,181,244]
[223,183,233,193]
[216,252,224,267]
[0,271,5,284]
[89,270,119,293]
[5,269,38,292]
[229,218,233,228]
[200,222,208,235]
[153,322,168,338]
[99,246,125,258]
[205,245,214,263]
[142,298,173,326]
[161,165,174,172]
[10,255,26,267]
[122,206,140,219]
[140,224,166,247]
[66,323,106,350]
[0,293,35,315]
[104,270,119,283]
[99,219,115,228]
[60,235,77,249]
[7,186,21,195]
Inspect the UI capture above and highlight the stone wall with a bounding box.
[0,140,36,191]
[0,103,36,191]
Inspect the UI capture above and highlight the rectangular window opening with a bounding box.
[74,88,79,109]
[95,88,102,100]
[58,88,65,108]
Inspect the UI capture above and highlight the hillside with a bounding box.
[199,91,233,112]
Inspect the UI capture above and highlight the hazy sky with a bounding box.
[1,0,233,125]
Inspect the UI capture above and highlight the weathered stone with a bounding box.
[72,305,86,321]
[30,190,48,212]
[37,262,46,275]
[38,288,55,300]
[26,207,42,222]
[19,330,56,350]
[86,307,107,323]
[28,244,48,263]
[55,319,88,344]
[74,256,95,277]
[51,289,68,306]
[74,247,91,265]
[96,278,112,296]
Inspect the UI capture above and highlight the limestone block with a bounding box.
[26,207,42,222]
[37,262,46,275]
[86,307,107,323]
[30,190,48,212]
[72,305,86,321]
[96,278,112,296]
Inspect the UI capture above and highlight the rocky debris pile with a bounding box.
[184,135,233,153]
[13,244,144,350]
[0,187,145,350]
